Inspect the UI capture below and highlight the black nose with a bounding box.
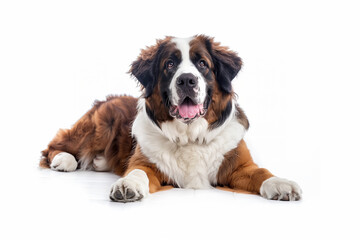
[176,73,198,88]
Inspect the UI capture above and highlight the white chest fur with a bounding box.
[132,99,246,189]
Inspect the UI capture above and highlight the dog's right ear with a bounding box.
[129,38,168,98]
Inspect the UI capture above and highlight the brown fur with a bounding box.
[204,81,233,126]
[145,85,174,125]
[123,145,174,193]
[41,35,274,196]
[41,95,137,176]
[217,140,273,193]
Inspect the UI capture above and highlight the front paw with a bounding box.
[109,169,149,203]
[260,177,302,201]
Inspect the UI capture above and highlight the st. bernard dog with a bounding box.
[40,35,302,202]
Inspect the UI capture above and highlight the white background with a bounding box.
[1,0,359,239]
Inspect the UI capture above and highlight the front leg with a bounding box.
[109,169,150,202]
[109,147,173,203]
[217,140,302,201]
[260,176,302,201]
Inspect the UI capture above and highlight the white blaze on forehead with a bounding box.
[170,37,207,105]
[172,37,193,66]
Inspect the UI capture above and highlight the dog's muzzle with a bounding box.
[169,73,207,123]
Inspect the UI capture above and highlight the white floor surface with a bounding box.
[0,159,355,240]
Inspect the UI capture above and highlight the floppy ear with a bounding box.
[129,39,166,98]
[206,37,242,93]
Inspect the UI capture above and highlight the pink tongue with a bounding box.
[178,103,201,119]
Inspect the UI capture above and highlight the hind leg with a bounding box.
[40,128,81,172]
[41,148,78,172]
[50,151,78,172]
[41,96,138,173]
[92,155,110,172]
[41,125,92,172]
[40,104,98,171]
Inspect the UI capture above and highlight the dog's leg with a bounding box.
[109,147,173,202]
[218,140,302,201]
[109,166,173,203]
[40,128,82,172]
[109,168,150,202]
[92,155,110,172]
[40,96,137,172]
[49,151,78,172]
[40,109,96,171]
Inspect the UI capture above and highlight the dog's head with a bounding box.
[130,35,243,127]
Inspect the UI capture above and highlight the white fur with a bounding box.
[92,155,110,172]
[260,177,302,201]
[132,99,246,189]
[170,37,207,105]
[51,152,78,172]
[110,169,150,202]
[78,153,92,170]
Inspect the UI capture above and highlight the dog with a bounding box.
[40,35,302,202]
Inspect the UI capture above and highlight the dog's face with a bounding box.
[130,35,242,125]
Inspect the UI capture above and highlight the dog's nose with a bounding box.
[176,73,198,88]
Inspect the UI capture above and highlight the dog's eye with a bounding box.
[166,60,175,70]
[198,60,206,68]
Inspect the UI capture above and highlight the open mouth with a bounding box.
[169,97,206,123]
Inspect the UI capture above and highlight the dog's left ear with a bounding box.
[129,38,167,98]
[205,37,242,93]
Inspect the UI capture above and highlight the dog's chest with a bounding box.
[132,110,246,189]
[159,140,226,189]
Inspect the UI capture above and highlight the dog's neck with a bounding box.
[133,98,244,146]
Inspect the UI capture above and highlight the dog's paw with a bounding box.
[92,155,110,172]
[51,152,78,172]
[109,169,149,203]
[260,177,302,201]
